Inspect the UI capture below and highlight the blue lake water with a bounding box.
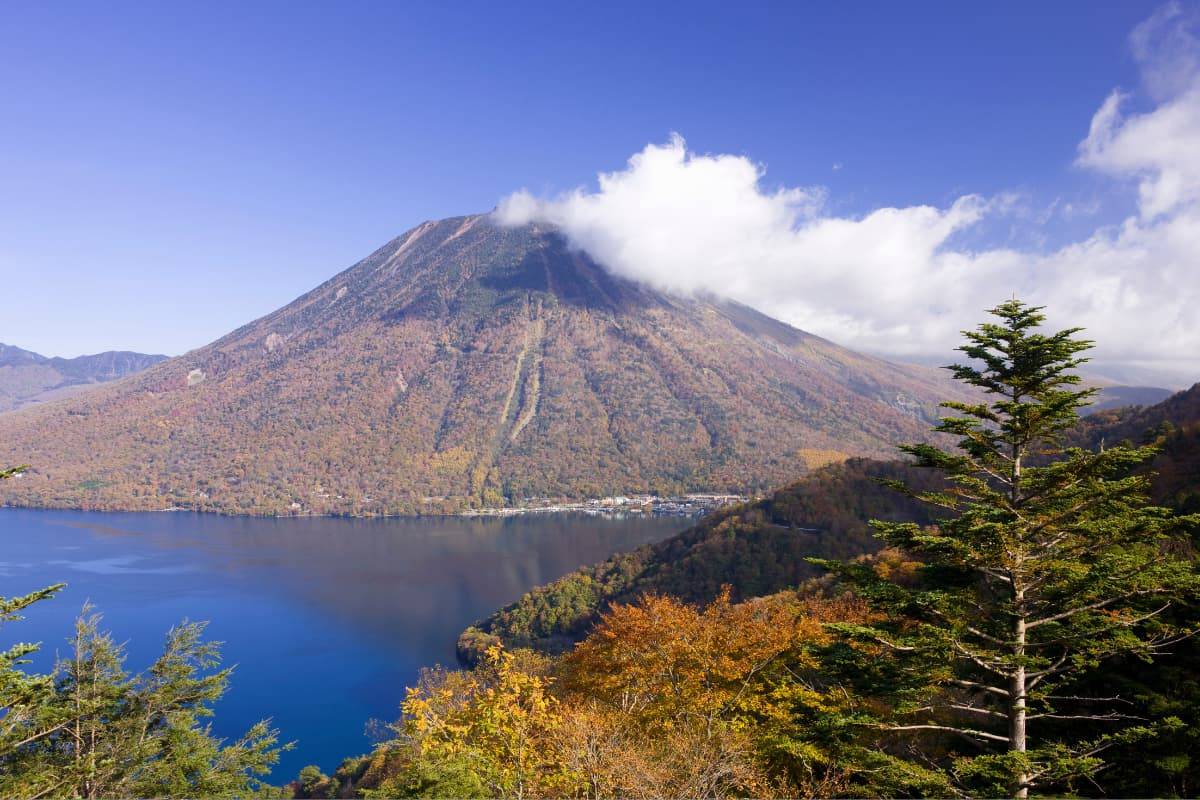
[0,508,685,782]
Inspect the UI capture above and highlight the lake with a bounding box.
[0,508,686,781]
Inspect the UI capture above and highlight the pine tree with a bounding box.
[817,300,1200,797]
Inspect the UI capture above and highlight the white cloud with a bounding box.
[495,8,1200,388]
[1130,1,1200,101]
[1079,86,1200,219]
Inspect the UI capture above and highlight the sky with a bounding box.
[1,1,1196,385]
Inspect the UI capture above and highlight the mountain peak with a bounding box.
[0,343,49,367]
[353,214,652,311]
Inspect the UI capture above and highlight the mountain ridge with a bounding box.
[0,343,167,412]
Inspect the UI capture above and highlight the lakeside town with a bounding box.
[461,492,751,518]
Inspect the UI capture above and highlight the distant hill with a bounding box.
[1073,382,1200,442]
[1083,384,1173,415]
[1072,381,1200,512]
[0,215,967,515]
[0,344,166,412]
[463,381,1200,659]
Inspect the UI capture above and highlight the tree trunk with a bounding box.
[1010,615,1029,799]
[1010,402,1030,798]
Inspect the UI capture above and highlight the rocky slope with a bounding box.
[0,215,968,515]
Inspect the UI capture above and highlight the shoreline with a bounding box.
[0,493,752,521]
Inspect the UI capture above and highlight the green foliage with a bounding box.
[816,300,1200,797]
[368,753,488,799]
[295,765,330,798]
[291,756,377,800]
[0,586,66,779]
[1,607,288,799]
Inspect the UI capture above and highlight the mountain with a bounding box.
[0,214,968,515]
[464,381,1200,660]
[0,344,167,412]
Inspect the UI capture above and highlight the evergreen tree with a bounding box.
[1,589,67,794]
[817,300,1200,797]
[1,608,288,798]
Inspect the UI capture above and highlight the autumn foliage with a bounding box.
[304,588,893,799]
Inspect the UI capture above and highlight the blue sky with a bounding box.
[1,1,1195,384]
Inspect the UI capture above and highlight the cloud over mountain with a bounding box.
[498,5,1200,387]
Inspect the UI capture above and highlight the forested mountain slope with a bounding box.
[457,458,945,660]
[1072,381,1200,511]
[0,215,964,515]
[464,380,1200,660]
